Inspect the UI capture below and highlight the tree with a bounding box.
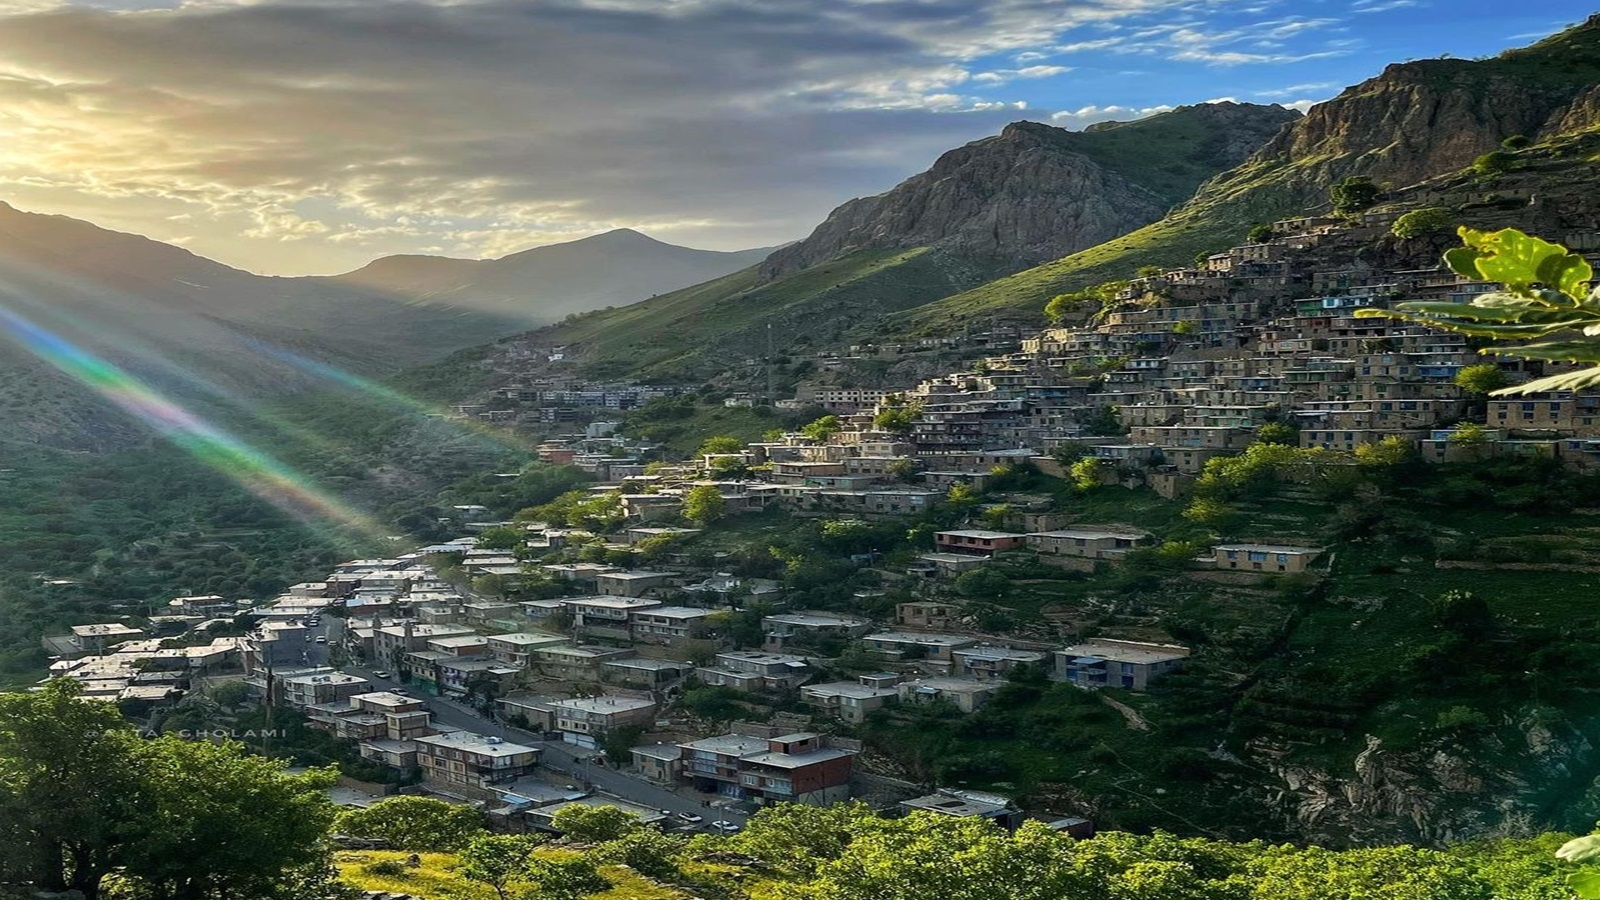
[874,397,922,435]
[1455,363,1512,396]
[1502,134,1532,150]
[1069,456,1104,491]
[549,803,642,842]
[458,833,542,900]
[946,482,982,512]
[333,796,484,851]
[1330,175,1379,214]
[801,415,843,441]
[0,679,150,898]
[1256,422,1299,446]
[1449,422,1489,445]
[1247,224,1273,243]
[1354,435,1415,468]
[211,679,252,709]
[954,567,1008,601]
[1473,150,1515,176]
[1391,207,1454,239]
[697,435,747,456]
[526,855,611,900]
[600,723,645,767]
[593,827,689,881]
[118,738,339,900]
[684,485,728,526]
[475,525,526,551]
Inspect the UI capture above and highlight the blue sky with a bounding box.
[0,0,1592,274]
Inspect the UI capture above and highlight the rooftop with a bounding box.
[1059,639,1191,666]
[415,731,537,755]
[550,696,656,714]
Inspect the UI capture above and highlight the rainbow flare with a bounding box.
[0,305,384,539]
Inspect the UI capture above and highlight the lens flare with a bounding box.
[0,305,385,540]
[247,340,533,453]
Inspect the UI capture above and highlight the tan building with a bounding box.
[548,695,657,748]
[414,731,539,795]
[1055,639,1190,690]
[1212,543,1324,574]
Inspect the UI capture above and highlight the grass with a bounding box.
[334,850,690,900]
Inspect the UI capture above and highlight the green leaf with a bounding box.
[1443,244,1485,280]
[1481,341,1600,363]
[1491,367,1600,395]
[1558,835,1600,865]
[1463,228,1590,299]
[1568,870,1600,899]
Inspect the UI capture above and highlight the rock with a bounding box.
[760,102,1298,278]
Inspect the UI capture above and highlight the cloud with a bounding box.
[1049,103,1176,130]
[0,0,1237,273]
[1351,0,1420,12]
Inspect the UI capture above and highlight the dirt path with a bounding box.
[1099,693,1151,731]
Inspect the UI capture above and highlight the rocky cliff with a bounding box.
[761,102,1299,278]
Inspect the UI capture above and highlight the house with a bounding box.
[678,732,855,805]
[1054,639,1191,690]
[437,658,522,697]
[630,744,683,784]
[415,732,540,796]
[372,623,477,671]
[497,694,559,731]
[601,657,688,689]
[1211,543,1325,574]
[531,644,636,681]
[69,623,144,655]
[911,552,991,578]
[800,680,898,723]
[486,632,569,668]
[933,529,1028,556]
[896,676,1000,713]
[628,606,711,644]
[696,651,811,692]
[279,671,370,709]
[762,611,872,650]
[563,596,662,641]
[594,570,677,598]
[1025,528,1149,570]
[548,696,658,748]
[901,789,1024,829]
[896,601,960,630]
[860,632,978,664]
[950,646,1049,680]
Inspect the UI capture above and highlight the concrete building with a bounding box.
[1211,543,1325,574]
[696,651,812,692]
[415,731,539,796]
[1054,639,1191,690]
[800,680,899,723]
[933,529,1028,556]
[548,696,657,748]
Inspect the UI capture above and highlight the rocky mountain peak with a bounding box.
[759,102,1298,279]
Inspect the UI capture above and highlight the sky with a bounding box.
[0,0,1592,275]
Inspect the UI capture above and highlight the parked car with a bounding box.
[372,670,391,679]
[710,820,740,833]
[315,636,328,644]
[676,812,704,823]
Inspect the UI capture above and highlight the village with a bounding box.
[34,206,1600,842]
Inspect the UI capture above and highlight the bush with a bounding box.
[362,860,408,877]
[1390,207,1454,239]
[1473,150,1515,176]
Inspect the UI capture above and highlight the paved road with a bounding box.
[340,662,748,831]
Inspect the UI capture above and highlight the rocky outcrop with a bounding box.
[760,103,1299,278]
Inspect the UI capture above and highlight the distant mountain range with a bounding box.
[0,204,769,448]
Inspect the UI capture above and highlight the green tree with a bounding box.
[684,485,729,526]
[978,504,1011,531]
[332,796,484,851]
[1354,435,1415,468]
[458,833,542,900]
[945,482,982,512]
[874,397,922,435]
[801,415,843,441]
[119,738,339,900]
[526,855,611,900]
[1449,422,1489,445]
[0,679,149,898]
[1502,134,1532,150]
[1330,175,1380,214]
[593,827,689,881]
[1454,363,1512,396]
[1473,149,1515,176]
[954,567,1008,601]
[697,435,747,456]
[475,525,526,551]
[1172,319,1199,335]
[1247,224,1274,243]
[1069,456,1104,491]
[600,723,645,767]
[1256,422,1300,446]
[1391,207,1454,239]
[549,803,642,842]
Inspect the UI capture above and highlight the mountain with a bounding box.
[474,102,1301,385]
[330,229,773,320]
[899,14,1600,332]
[762,102,1299,278]
[0,203,767,449]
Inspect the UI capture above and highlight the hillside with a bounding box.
[0,204,765,450]
[898,13,1600,333]
[471,103,1300,385]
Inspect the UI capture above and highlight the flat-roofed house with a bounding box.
[563,596,662,641]
[628,606,711,644]
[933,529,1027,556]
[860,632,977,665]
[594,570,676,598]
[1054,639,1191,690]
[695,651,811,692]
[415,731,539,796]
[548,696,657,748]
[800,680,898,723]
[1025,528,1150,571]
[1211,543,1325,574]
[896,676,999,713]
[951,645,1049,680]
[531,644,635,681]
[486,632,569,668]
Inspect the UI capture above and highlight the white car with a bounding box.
[710,820,740,833]
[372,670,391,679]
[676,812,704,824]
